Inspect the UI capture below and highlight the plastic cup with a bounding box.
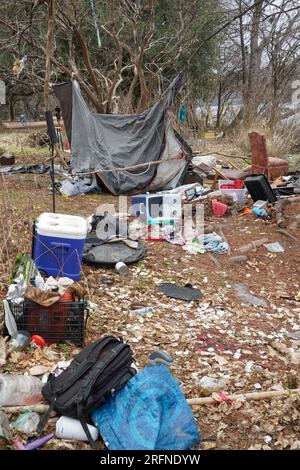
[115,262,129,276]
[55,416,99,441]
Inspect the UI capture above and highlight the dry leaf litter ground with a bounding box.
[0,129,299,450]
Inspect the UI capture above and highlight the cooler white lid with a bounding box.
[36,212,88,239]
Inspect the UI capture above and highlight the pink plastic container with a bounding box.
[212,199,228,217]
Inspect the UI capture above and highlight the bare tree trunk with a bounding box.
[244,0,264,125]
[136,63,150,113]
[238,0,247,105]
[216,83,222,128]
[9,93,15,122]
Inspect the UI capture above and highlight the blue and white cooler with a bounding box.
[33,213,88,281]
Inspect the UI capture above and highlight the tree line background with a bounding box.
[1,0,300,140]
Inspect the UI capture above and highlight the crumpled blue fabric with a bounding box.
[91,365,200,450]
[202,232,229,254]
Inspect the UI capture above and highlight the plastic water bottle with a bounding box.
[0,374,43,406]
[8,331,30,353]
[129,307,154,315]
[13,411,40,434]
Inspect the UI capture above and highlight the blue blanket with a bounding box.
[91,365,200,450]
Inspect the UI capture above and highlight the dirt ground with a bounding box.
[0,129,299,451]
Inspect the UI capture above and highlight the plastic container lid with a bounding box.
[36,213,88,239]
[30,335,46,349]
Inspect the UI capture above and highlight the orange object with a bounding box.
[239,208,252,216]
[60,290,75,302]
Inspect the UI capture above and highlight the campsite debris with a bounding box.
[30,335,46,349]
[54,73,190,195]
[233,283,267,306]
[56,416,99,441]
[147,350,174,368]
[129,307,154,315]
[14,433,54,450]
[212,199,228,217]
[264,242,285,253]
[160,283,203,301]
[0,152,15,166]
[198,376,229,395]
[253,200,268,210]
[29,365,49,376]
[12,411,40,434]
[91,364,200,450]
[60,176,100,197]
[115,261,129,276]
[187,388,300,406]
[1,404,50,414]
[252,207,270,219]
[0,374,43,406]
[33,213,87,281]
[8,331,30,353]
[202,233,229,254]
[238,238,269,254]
[38,337,136,447]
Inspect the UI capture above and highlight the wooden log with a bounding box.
[187,388,300,406]
[1,404,51,414]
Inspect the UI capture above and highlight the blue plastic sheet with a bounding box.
[91,365,200,450]
[178,103,187,122]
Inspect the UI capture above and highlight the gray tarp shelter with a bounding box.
[53,72,191,195]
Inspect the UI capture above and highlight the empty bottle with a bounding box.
[13,411,40,434]
[8,331,30,353]
[129,307,154,315]
[0,374,43,406]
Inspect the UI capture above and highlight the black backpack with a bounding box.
[37,336,136,448]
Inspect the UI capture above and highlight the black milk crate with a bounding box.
[8,300,87,346]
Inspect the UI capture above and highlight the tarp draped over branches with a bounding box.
[53,71,190,195]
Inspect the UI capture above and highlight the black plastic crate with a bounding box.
[8,301,87,346]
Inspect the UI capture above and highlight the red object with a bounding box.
[248,131,289,180]
[60,290,75,302]
[30,335,46,348]
[218,391,231,403]
[220,179,244,190]
[65,141,71,150]
[212,200,228,217]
